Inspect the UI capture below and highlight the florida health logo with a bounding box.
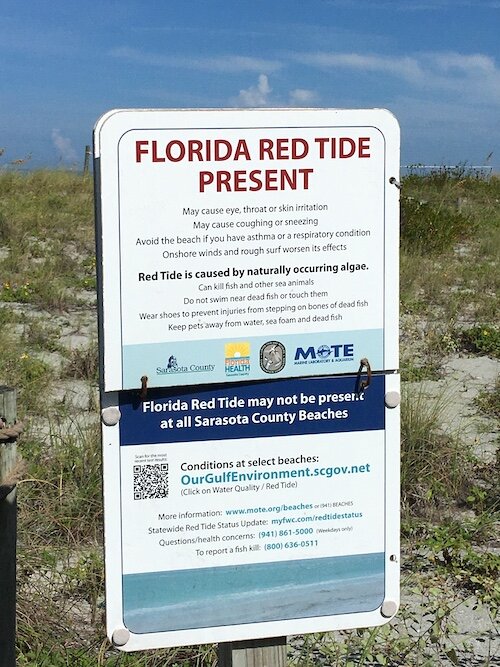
[294,343,354,365]
[225,342,250,376]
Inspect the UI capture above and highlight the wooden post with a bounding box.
[83,145,92,174]
[218,637,287,667]
[0,386,17,667]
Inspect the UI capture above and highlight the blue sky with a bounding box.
[1,0,499,171]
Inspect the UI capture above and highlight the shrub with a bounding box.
[458,325,500,358]
[400,196,471,254]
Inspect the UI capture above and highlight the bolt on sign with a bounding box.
[94,108,400,651]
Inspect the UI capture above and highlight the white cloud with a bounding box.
[429,52,496,74]
[51,129,77,163]
[292,50,500,104]
[230,76,318,108]
[235,74,272,107]
[109,47,281,74]
[296,52,424,82]
[421,52,500,103]
[289,88,318,105]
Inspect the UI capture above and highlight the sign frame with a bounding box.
[94,108,400,651]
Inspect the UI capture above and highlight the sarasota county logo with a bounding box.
[260,341,286,374]
[167,355,178,370]
[225,342,250,376]
[156,354,215,376]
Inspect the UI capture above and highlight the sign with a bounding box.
[95,108,400,652]
[101,373,400,650]
[94,109,399,391]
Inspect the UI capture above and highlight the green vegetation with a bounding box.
[0,170,498,665]
[457,325,500,358]
[63,340,100,383]
[400,385,471,513]
[0,170,95,311]
[475,377,500,420]
[400,196,471,254]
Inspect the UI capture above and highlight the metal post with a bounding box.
[0,387,17,667]
[218,637,287,667]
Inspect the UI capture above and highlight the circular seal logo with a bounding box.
[260,341,286,374]
[317,344,331,358]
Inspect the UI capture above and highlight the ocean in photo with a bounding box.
[123,553,385,633]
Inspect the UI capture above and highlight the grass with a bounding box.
[400,196,472,254]
[475,377,500,420]
[63,340,99,383]
[0,170,95,311]
[400,385,471,514]
[0,169,498,665]
[0,326,54,415]
[399,174,500,377]
[457,325,500,358]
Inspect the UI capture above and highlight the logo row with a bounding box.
[156,342,355,378]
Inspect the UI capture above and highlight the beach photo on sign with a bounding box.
[123,553,384,632]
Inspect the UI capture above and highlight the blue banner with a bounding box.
[119,374,385,445]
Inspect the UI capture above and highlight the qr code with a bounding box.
[133,463,169,500]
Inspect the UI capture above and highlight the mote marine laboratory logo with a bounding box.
[294,343,354,365]
[225,342,251,377]
[260,341,286,374]
[157,355,215,376]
